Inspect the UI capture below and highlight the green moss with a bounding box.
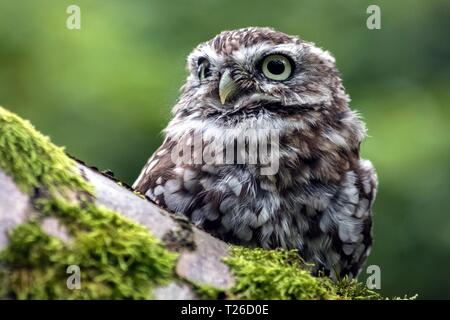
[191,283,225,300]
[333,277,382,300]
[0,106,91,195]
[0,222,66,299]
[0,107,178,299]
[224,246,382,300]
[0,209,177,299]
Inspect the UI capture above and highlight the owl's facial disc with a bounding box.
[182,28,341,120]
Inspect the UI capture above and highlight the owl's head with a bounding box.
[172,27,350,127]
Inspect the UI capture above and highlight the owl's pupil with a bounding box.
[267,60,285,75]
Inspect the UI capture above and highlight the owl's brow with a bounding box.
[209,28,300,53]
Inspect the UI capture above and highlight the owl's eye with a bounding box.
[261,54,293,81]
[197,58,211,81]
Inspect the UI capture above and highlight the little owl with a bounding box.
[133,27,378,279]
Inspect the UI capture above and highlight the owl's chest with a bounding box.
[161,120,349,247]
[199,165,334,249]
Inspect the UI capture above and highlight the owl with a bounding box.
[133,27,377,279]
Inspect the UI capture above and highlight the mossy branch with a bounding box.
[0,106,385,300]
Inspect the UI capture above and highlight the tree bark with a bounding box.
[0,163,235,299]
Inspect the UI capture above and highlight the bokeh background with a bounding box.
[0,0,449,299]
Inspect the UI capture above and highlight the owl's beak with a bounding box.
[219,70,238,105]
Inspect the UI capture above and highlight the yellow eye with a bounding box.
[261,54,293,81]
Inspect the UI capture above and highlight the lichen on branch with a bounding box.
[0,106,178,299]
[224,246,381,300]
[0,107,90,195]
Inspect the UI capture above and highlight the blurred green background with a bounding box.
[0,0,449,299]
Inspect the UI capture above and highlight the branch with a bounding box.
[0,106,384,300]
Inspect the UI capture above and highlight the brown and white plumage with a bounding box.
[133,27,377,279]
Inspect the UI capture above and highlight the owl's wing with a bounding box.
[132,138,176,197]
[320,158,378,278]
[133,138,193,210]
[133,138,222,225]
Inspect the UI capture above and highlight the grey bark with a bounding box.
[0,164,236,299]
